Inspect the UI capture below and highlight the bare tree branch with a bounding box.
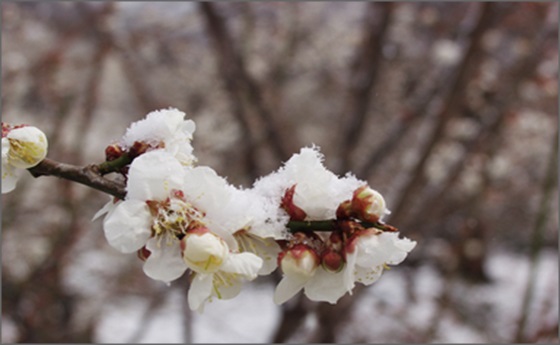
[28,158,126,199]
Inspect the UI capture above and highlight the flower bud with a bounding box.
[6,126,48,169]
[137,246,151,261]
[321,248,345,272]
[336,199,354,219]
[351,185,387,223]
[181,228,228,273]
[281,185,307,221]
[105,143,124,162]
[279,244,319,278]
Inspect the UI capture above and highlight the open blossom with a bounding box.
[181,227,262,312]
[101,150,196,283]
[344,230,416,290]
[119,107,196,165]
[96,149,269,310]
[2,124,48,194]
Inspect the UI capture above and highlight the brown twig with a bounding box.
[28,158,126,199]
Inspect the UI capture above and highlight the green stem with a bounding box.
[96,153,133,175]
[286,220,397,233]
[287,220,338,232]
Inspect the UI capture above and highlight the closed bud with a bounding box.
[5,126,48,169]
[336,199,354,219]
[279,244,319,278]
[351,185,387,223]
[181,227,228,274]
[105,143,124,161]
[321,248,345,272]
[137,246,151,261]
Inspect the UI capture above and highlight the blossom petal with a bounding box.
[386,234,417,265]
[1,160,19,194]
[92,197,120,221]
[213,272,242,300]
[143,237,188,283]
[354,265,383,286]
[188,273,213,312]
[127,150,185,201]
[304,268,349,304]
[237,234,281,275]
[220,252,262,279]
[273,275,308,305]
[103,200,152,253]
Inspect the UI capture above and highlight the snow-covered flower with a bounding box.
[260,146,416,305]
[120,107,196,165]
[2,124,48,194]
[182,166,284,275]
[252,146,363,221]
[181,227,263,312]
[101,150,199,283]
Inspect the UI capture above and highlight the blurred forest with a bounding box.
[1,2,558,343]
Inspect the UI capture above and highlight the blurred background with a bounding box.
[1,2,558,343]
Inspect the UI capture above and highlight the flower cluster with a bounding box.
[2,122,48,194]
[253,147,416,304]
[9,107,415,312]
[93,109,416,311]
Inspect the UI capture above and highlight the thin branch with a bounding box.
[287,220,397,233]
[28,158,126,199]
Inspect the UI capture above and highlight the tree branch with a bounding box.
[28,158,126,199]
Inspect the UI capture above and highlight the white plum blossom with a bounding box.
[121,107,197,165]
[95,149,270,310]
[2,125,48,194]
[181,228,263,313]
[182,166,283,275]
[101,150,196,283]
[343,230,417,291]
